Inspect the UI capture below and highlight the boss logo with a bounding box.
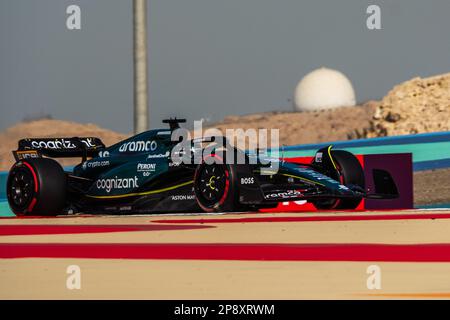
[240,177,255,185]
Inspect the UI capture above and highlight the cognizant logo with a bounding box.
[31,139,76,149]
[96,176,139,193]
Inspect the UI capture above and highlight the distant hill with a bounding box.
[363,72,450,138]
[1,72,450,171]
[0,119,129,170]
[205,101,378,147]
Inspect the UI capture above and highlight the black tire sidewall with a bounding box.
[194,156,238,213]
[7,158,67,216]
[331,151,365,189]
[314,150,364,210]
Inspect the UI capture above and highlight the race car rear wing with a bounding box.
[13,137,105,162]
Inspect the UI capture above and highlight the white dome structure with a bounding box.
[294,67,356,112]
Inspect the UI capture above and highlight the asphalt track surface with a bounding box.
[2,209,450,299]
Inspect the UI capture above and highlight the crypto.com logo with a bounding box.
[170,121,280,175]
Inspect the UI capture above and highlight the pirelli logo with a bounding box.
[13,150,41,161]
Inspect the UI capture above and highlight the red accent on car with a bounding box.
[22,162,38,193]
[27,198,37,213]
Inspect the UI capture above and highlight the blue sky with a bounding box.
[1,0,450,132]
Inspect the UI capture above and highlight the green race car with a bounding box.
[6,119,398,216]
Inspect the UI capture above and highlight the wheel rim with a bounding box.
[197,164,228,205]
[8,167,35,211]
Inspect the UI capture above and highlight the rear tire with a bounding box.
[312,150,364,210]
[7,158,67,216]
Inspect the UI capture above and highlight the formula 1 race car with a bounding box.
[6,118,399,216]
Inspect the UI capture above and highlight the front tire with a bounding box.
[312,150,364,210]
[193,154,240,213]
[7,158,67,216]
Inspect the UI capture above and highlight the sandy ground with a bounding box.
[4,259,450,300]
[2,210,450,299]
[415,168,450,205]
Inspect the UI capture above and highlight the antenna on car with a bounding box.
[162,118,187,131]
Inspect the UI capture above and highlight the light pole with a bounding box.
[133,0,149,134]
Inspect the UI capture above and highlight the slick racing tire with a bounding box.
[7,158,67,216]
[193,154,241,213]
[312,150,364,210]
